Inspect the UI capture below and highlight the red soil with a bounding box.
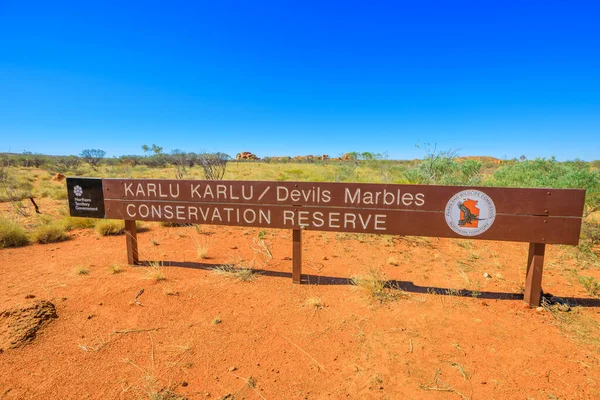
[1,219,600,398]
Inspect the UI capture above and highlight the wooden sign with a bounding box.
[67,178,587,306]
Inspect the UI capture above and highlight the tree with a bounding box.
[171,149,189,179]
[151,144,163,155]
[80,149,106,170]
[197,152,230,180]
[141,144,150,156]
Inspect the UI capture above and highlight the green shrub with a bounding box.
[95,219,125,236]
[492,158,600,218]
[0,218,30,248]
[32,223,69,244]
[403,147,482,186]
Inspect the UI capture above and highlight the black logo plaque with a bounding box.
[67,177,106,218]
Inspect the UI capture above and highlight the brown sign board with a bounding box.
[87,178,585,245]
[68,177,587,306]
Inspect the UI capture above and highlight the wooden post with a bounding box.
[124,220,139,265]
[292,229,302,284]
[524,242,545,306]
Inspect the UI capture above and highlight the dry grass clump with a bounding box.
[95,219,125,236]
[109,264,124,274]
[32,223,69,244]
[149,388,186,400]
[213,263,256,282]
[161,221,192,227]
[305,296,325,311]
[542,298,600,349]
[61,216,97,230]
[0,218,29,248]
[578,275,600,297]
[193,237,210,259]
[351,268,401,303]
[146,261,166,282]
[74,266,90,275]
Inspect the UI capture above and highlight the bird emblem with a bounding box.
[458,201,485,226]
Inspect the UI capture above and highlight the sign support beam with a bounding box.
[125,220,139,265]
[524,242,545,306]
[292,229,302,284]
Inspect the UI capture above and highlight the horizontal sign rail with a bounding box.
[102,179,585,217]
[104,200,582,245]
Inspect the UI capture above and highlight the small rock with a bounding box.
[483,272,491,279]
[181,381,188,387]
[227,366,237,372]
[536,307,544,312]
[322,256,329,261]
[0,300,58,350]
[283,256,292,261]
[25,294,36,299]
[558,303,571,312]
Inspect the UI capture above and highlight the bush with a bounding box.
[0,218,29,248]
[493,158,600,215]
[54,155,82,173]
[493,158,598,188]
[62,216,97,230]
[0,165,34,202]
[582,220,600,245]
[403,146,483,186]
[95,219,125,236]
[32,223,69,244]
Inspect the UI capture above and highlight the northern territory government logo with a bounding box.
[445,190,496,236]
[74,185,83,197]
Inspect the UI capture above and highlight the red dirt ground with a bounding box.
[1,214,600,398]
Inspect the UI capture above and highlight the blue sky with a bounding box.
[1,1,599,160]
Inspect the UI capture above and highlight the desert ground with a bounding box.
[1,159,600,399]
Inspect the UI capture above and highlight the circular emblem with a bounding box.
[445,190,496,236]
[74,185,83,197]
